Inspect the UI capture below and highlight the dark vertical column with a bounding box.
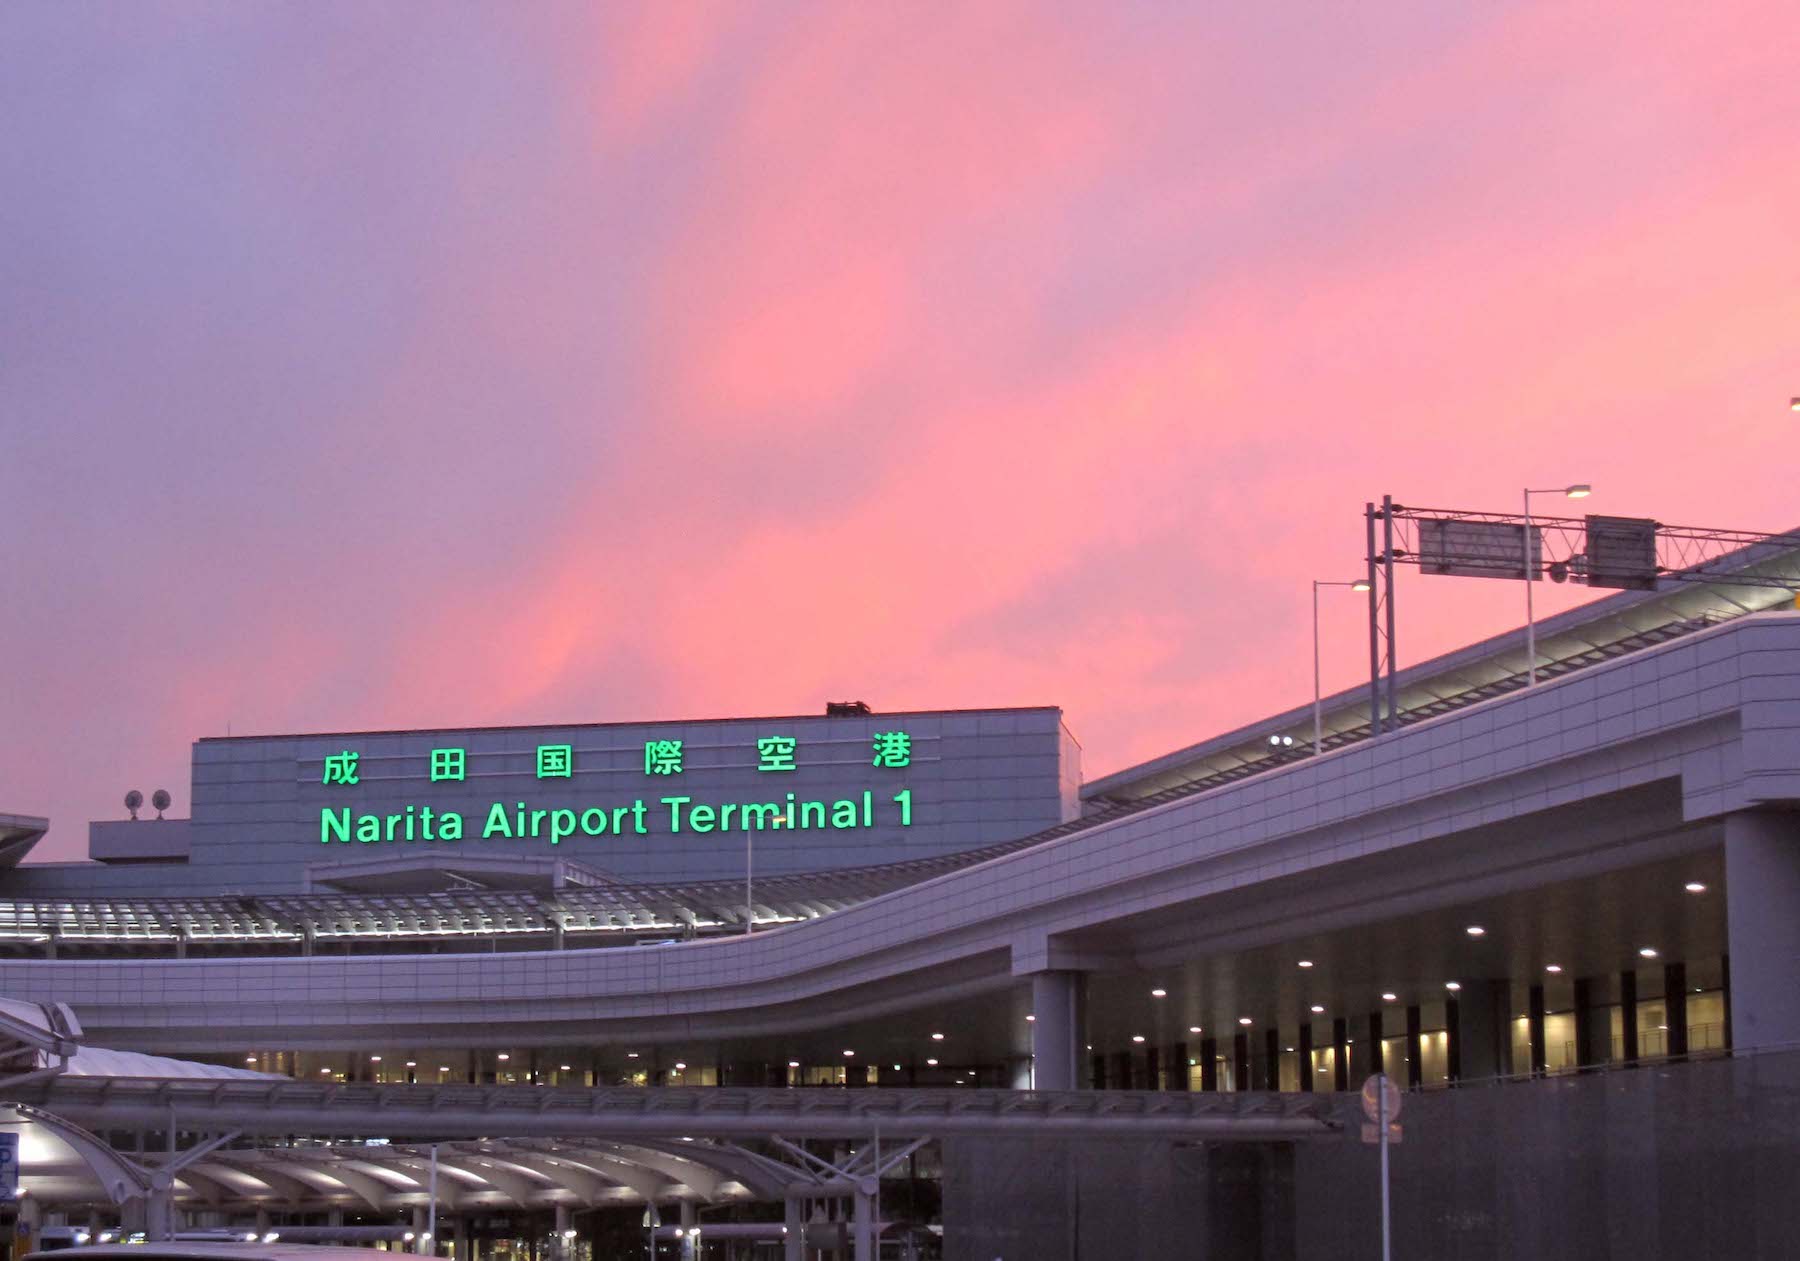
[846,1063,868,1088]
[1090,1054,1107,1090]
[1619,969,1639,1064]
[1263,1028,1281,1090]
[1722,953,1733,1051]
[1573,977,1596,1067]
[1405,1005,1423,1089]
[1528,984,1547,1076]
[1145,1046,1162,1091]
[1297,1024,1314,1092]
[1367,1012,1385,1077]
[1725,811,1800,1050]
[1112,1051,1133,1090]
[1168,1042,1189,1091]
[1332,1018,1349,1091]
[1233,1032,1250,1091]
[1664,961,1689,1058]
[1445,998,1462,1082]
[1200,1038,1218,1091]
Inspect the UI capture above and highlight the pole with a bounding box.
[1366,504,1381,736]
[1382,495,1398,728]
[1378,1074,1391,1261]
[1523,487,1536,686]
[1312,581,1323,756]
[426,1144,437,1256]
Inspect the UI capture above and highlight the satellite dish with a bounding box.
[151,789,172,819]
[124,790,143,820]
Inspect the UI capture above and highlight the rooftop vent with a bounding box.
[825,701,872,717]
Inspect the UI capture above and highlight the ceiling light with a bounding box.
[245,1057,256,1064]
[1639,947,1659,958]
[1445,981,1462,991]
[1297,960,1314,969]
[405,1060,417,1068]
[1684,882,1706,893]
[674,1062,686,1070]
[1151,988,1167,998]
[843,1049,855,1057]
[1545,965,1562,974]
[1466,926,1485,937]
[626,1052,639,1059]
[1131,1035,1146,1043]
[930,1032,945,1041]
[438,1066,450,1073]
[1025,1015,1035,1022]
[1381,992,1397,1002]
[1238,1017,1253,1026]
[787,1061,799,1068]
[1188,1026,1202,1034]
[370,1055,381,1062]
[559,1065,571,1071]
[1310,1005,1325,1014]
[926,1058,938,1066]
[497,1053,509,1061]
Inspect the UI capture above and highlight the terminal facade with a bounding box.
[1,537,1798,1258]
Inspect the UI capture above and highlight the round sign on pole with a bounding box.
[1361,1072,1402,1123]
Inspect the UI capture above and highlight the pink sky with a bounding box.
[2,3,1797,859]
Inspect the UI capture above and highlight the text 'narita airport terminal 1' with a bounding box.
[315,727,923,846]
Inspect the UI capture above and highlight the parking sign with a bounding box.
[0,1132,18,1200]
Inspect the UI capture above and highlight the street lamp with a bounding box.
[1314,579,1371,754]
[1522,484,1591,685]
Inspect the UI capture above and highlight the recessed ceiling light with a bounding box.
[1639,947,1659,958]
[1545,965,1562,974]
[787,1061,799,1068]
[1310,1005,1325,1014]
[930,1032,945,1041]
[1238,1017,1253,1026]
[559,1065,571,1071]
[1684,882,1706,893]
[626,1052,639,1059]
[405,1061,417,1068]
[674,1062,686,1070]
[1131,1035,1146,1043]
[1381,992,1398,1002]
[1188,1026,1202,1034]
[1297,960,1314,969]
[1466,926,1485,937]
[843,1049,855,1057]
[1025,1015,1035,1022]
[1151,988,1167,998]
[497,1053,509,1061]
[1445,981,1462,991]
[245,1057,257,1064]
[926,1058,938,1066]
[370,1056,381,1062]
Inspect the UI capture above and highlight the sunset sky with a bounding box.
[3,3,1797,859]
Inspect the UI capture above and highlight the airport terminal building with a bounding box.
[2,533,1798,1259]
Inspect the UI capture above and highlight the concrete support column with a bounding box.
[1144,1045,1161,1090]
[412,1207,428,1255]
[1297,1024,1313,1091]
[1029,971,1083,1091]
[1405,1005,1423,1089]
[1199,1038,1218,1091]
[1331,1018,1349,1091]
[1367,1011,1384,1077]
[1110,1051,1132,1091]
[1619,969,1639,1064]
[852,1181,876,1261]
[1528,983,1547,1076]
[552,1206,571,1261]
[453,1215,469,1261]
[1664,961,1689,1058]
[678,1201,697,1261]
[783,1196,803,1261]
[255,1208,270,1236]
[1262,1028,1280,1090]
[1726,810,1800,1050]
[1573,976,1601,1066]
[1231,1031,1250,1091]
[1167,1041,1189,1090]
[1449,980,1507,1082]
[1089,1053,1106,1090]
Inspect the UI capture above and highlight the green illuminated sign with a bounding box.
[320,789,913,846]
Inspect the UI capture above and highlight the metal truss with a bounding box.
[14,1076,1339,1142]
[1382,505,1800,591]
